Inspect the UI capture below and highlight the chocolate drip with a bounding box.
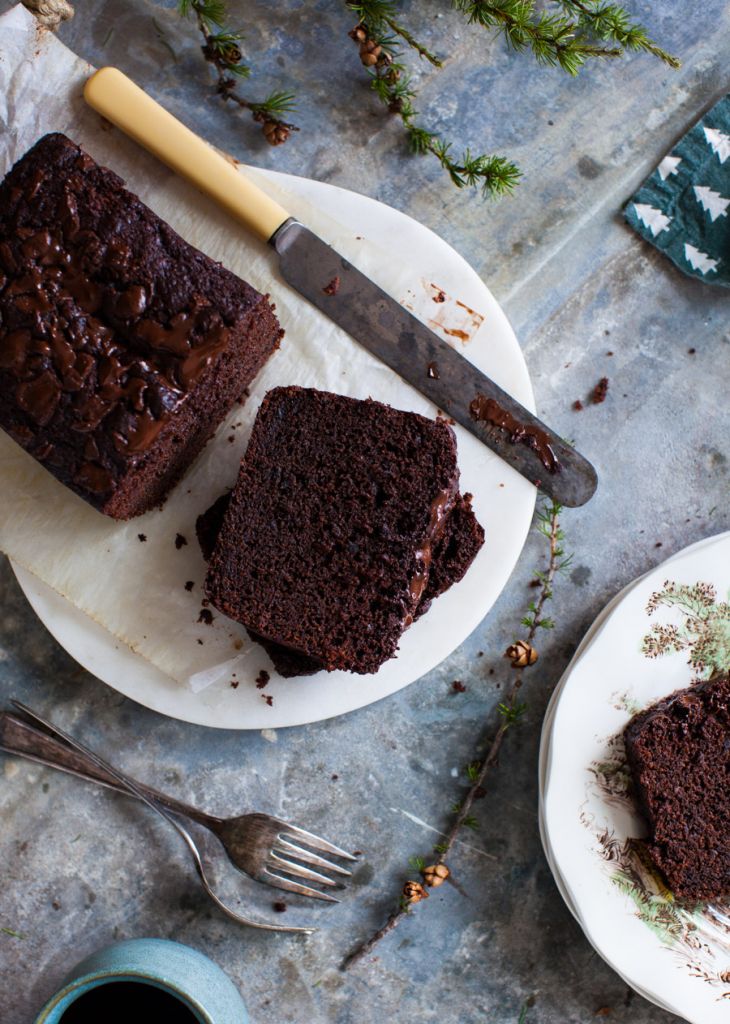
[405,487,454,623]
[469,394,560,473]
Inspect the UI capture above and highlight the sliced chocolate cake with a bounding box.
[624,673,730,902]
[204,386,481,675]
[0,133,282,519]
[197,483,484,677]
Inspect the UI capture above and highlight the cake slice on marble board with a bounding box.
[201,386,484,677]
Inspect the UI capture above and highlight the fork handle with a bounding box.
[0,712,223,832]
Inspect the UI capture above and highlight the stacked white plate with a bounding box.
[539,532,730,1023]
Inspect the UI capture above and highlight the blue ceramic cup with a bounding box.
[34,938,248,1024]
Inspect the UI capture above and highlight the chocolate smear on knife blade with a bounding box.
[469,395,560,474]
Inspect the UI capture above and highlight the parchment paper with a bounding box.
[0,6,493,688]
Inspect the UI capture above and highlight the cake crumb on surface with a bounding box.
[255,670,270,689]
[591,377,609,404]
[197,608,214,625]
[451,680,466,693]
[184,581,194,592]
[138,533,147,542]
[262,693,274,706]
[175,533,188,549]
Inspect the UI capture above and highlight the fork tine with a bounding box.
[279,824,358,861]
[274,838,352,877]
[262,870,341,903]
[267,852,344,888]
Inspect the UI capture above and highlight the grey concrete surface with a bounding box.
[1,1,729,1022]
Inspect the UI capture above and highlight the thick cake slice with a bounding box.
[0,133,283,519]
[624,673,730,902]
[197,488,484,678]
[204,386,462,675]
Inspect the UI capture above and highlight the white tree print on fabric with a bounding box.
[633,203,671,237]
[693,185,729,222]
[657,154,681,180]
[684,243,719,274]
[703,126,730,163]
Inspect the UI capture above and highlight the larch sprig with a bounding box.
[345,0,677,197]
[342,499,569,969]
[453,0,679,74]
[178,0,299,145]
[347,1,521,199]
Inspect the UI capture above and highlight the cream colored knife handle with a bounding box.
[84,66,291,242]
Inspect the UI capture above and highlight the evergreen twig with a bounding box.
[341,500,568,969]
[452,0,679,74]
[557,0,681,68]
[178,0,299,145]
[345,0,677,197]
[347,2,520,198]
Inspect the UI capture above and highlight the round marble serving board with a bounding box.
[12,168,536,729]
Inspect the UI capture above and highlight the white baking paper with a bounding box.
[0,5,494,688]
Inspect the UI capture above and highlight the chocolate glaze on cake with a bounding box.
[624,673,730,903]
[197,484,484,678]
[204,387,464,675]
[0,133,282,519]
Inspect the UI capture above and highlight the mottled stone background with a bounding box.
[1,2,729,1022]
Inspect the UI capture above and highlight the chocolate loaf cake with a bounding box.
[624,673,730,902]
[204,387,467,675]
[197,484,484,678]
[0,133,282,519]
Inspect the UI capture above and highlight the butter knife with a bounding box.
[84,67,597,507]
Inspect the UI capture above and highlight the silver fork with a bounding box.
[3,703,357,934]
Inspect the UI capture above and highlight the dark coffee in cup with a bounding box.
[59,981,200,1022]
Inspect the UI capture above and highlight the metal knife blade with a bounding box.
[272,221,597,508]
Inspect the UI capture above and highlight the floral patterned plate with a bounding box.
[541,532,730,1023]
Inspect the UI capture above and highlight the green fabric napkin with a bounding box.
[625,93,729,287]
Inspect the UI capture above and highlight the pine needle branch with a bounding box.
[342,500,567,969]
[348,0,443,65]
[452,0,679,74]
[452,0,622,74]
[347,7,520,198]
[557,0,681,68]
[178,0,299,144]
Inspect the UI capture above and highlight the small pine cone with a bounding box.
[261,120,291,146]
[360,39,382,67]
[219,43,243,66]
[349,24,368,44]
[402,880,429,905]
[505,640,538,668]
[421,863,450,888]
